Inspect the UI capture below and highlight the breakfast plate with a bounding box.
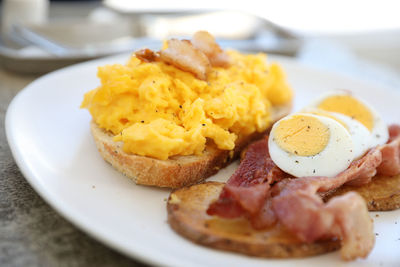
[6,53,400,267]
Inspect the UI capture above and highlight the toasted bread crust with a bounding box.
[90,104,291,188]
[167,182,340,258]
[325,174,400,211]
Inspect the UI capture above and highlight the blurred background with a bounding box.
[1,1,399,266]
[0,0,400,89]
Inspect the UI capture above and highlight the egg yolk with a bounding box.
[273,115,330,156]
[317,95,374,131]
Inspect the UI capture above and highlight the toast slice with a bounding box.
[324,174,400,211]
[91,104,292,188]
[167,181,340,258]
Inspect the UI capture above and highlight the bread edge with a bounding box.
[90,103,292,188]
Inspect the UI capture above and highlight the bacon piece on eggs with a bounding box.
[135,48,159,62]
[159,38,211,80]
[192,31,231,68]
[135,31,231,80]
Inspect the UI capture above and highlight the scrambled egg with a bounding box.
[81,50,292,160]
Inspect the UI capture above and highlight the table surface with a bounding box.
[0,68,147,267]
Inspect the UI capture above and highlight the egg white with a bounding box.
[268,113,355,178]
[369,112,389,147]
[301,108,372,159]
[330,112,372,159]
[309,90,389,147]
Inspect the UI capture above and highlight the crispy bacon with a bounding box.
[265,148,381,257]
[135,31,231,80]
[332,147,382,187]
[326,193,374,260]
[207,136,382,221]
[248,196,277,229]
[192,31,231,68]
[207,124,400,260]
[377,125,400,176]
[273,176,374,260]
[159,38,211,80]
[135,48,159,62]
[207,136,286,221]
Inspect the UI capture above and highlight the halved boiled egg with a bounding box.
[302,108,371,159]
[309,90,389,147]
[268,113,354,178]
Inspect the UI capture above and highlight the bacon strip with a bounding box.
[208,124,400,260]
[377,125,400,176]
[326,193,374,260]
[192,31,231,68]
[268,148,380,260]
[135,49,159,62]
[207,136,286,222]
[272,175,376,260]
[209,126,399,220]
[159,39,211,80]
[331,147,382,187]
[135,31,231,80]
[207,137,382,220]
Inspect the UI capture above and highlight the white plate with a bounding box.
[6,54,400,267]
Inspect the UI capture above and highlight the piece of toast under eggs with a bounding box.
[91,104,292,188]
